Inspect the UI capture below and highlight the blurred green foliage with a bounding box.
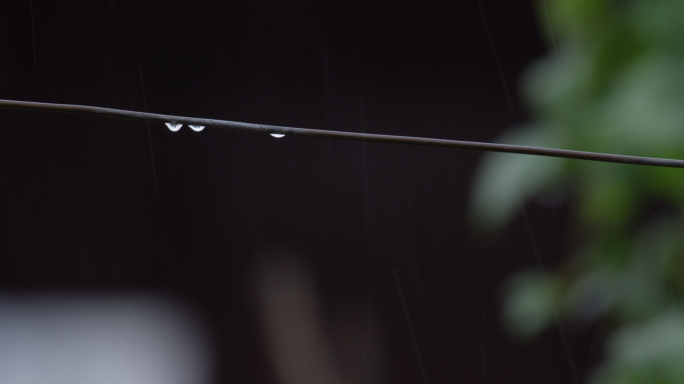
[470,0,684,382]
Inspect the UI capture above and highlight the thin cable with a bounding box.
[1,98,684,169]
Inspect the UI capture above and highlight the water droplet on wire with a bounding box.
[270,133,285,138]
[166,123,182,132]
[189,125,205,132]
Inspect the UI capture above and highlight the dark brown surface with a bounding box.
[0,1,599,383]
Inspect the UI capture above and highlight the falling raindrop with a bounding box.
[189,125,205,132]
[270,133,285,138]
[165,123,182,132]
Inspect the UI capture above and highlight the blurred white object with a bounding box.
[0,295,212,384]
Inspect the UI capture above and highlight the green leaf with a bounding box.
[470,125,564,229]
[502,271,561,339]
[591,309,684,384]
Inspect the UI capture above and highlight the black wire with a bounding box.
[2,98,684,169]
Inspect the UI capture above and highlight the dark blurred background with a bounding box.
[0,0,596,383]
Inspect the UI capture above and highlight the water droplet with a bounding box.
[189,125,205,132]
[165,123,182,132]
[270,133,285,138]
